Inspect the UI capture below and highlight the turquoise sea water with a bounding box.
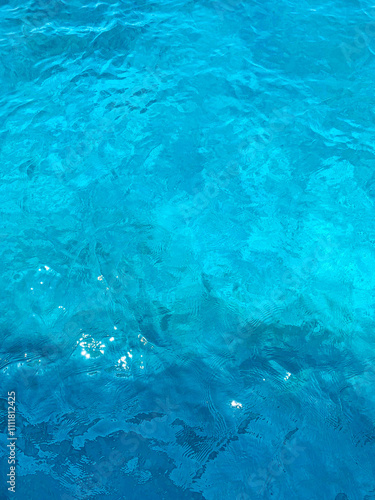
[1,0,375,498]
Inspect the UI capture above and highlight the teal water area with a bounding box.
[1,0,375,498]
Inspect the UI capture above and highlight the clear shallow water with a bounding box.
[1,0,375,498]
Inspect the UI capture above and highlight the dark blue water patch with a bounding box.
[1,314,375,499]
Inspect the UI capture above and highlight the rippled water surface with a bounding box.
[1,0,375,498]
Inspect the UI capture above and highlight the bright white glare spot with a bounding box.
[263,378,265,381]
[85,353,90,359]
[127,351,132,358]
[38,268,41,271]
[30,288,33,290]
[45,266,50,270]
[284,372,291,381]
[81,350,87,356]
[118,356,128,369]
[40,282,43,285]
[97,275,104,281]
[24,353,27,357]
[100,350,104,354]
[231,400,243,409]
[110,337,114,342]
[114,326,117,330]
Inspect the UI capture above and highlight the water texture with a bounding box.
[1,0,375,498]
